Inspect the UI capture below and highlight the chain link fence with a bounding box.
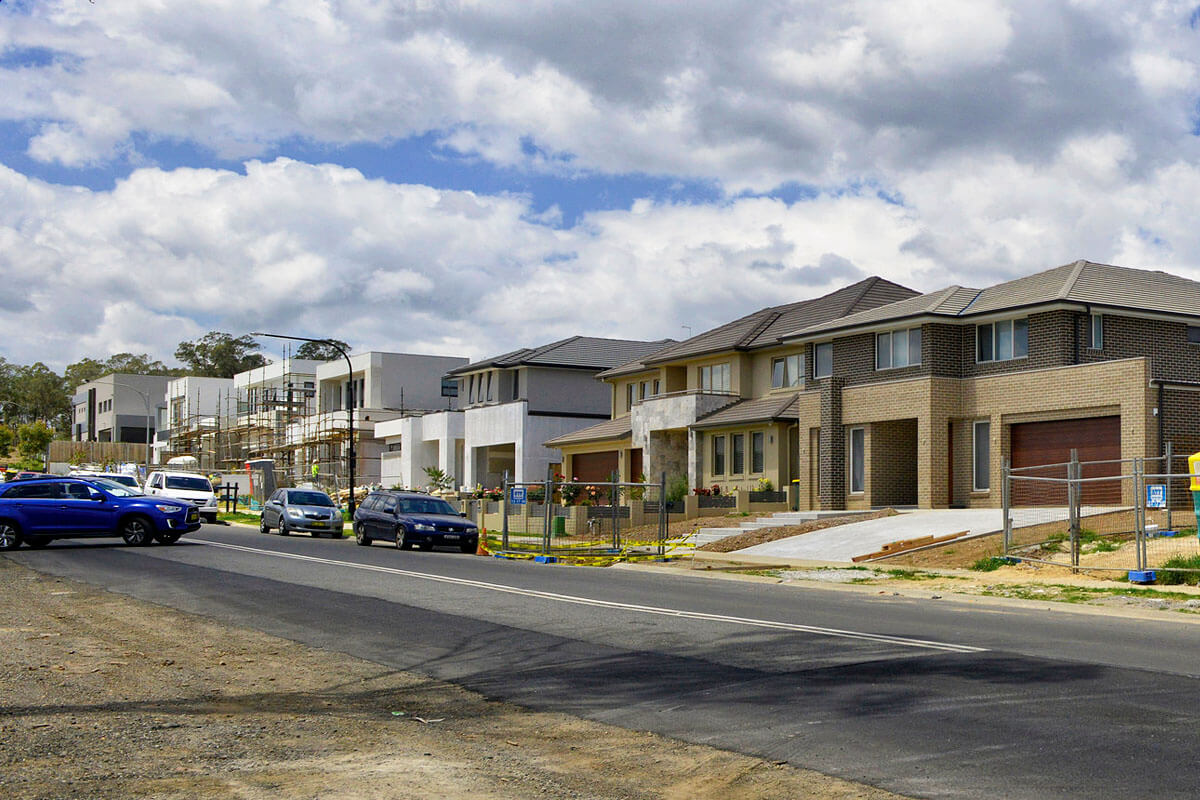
[1003,446,1200,580]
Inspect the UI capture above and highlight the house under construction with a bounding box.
[158,351,470,494]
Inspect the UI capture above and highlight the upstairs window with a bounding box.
[486,372,494,402]
[977,318,1028,362]
[1089,314,1103,350]
[813,343,833,378]
[771,354,803,388]
[626,383,635,411]
[512,371,520,401]
[876,327,922,370]
[699,363,731,393]
[1188,326,1200,344]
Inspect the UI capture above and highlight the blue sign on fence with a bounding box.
[1146,483,1167,509]
[509,486,527,505]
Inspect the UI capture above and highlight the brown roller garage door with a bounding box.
[568,451,620,503]
[1011,416,1121,505]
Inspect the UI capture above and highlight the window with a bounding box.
[485,372,494,402]
[814,343,833,378]
[512,371,520,401]
[973,420,990,491]
[732,433,745,474]
[653,379,660,395]
[626,383,635,411]
[751,431,764,473]
[876,327,922,370]
[712,435,726,475]
[1189,326,1200,344]
[771,354,803,388]
[699,363,731,393]
[976,318,1028,362]
[849,427,865,493]
[1089,314,1103,350]
[641,381,651,400]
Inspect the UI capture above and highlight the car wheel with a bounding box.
[155,532,182,545]
[0,521,21,551]
[354,523,372,546]
[329,529,344,539]
[394,527,409,550]
[278,521,290,536]
[259,516,270,534]
[121,516,154,546]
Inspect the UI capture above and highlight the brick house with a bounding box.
[545,277,919,493]
[784,260,1200,510]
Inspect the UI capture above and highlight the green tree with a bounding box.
[64,353,177,391]
[175,332,269,378]
[63,357,107,391]
[16,421,54,467]
[14,363,69,433]
[0,423,14,459]
[295,338,350,362]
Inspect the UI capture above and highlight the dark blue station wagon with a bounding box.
[353,491,478,553]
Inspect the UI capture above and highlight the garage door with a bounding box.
[568,451,620,503]
[1010,416,1121,505]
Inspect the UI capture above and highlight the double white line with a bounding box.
[194,539,987,654]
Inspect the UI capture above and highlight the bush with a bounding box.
[1156,555,1200,585]
[971,556,1009,572]
[665,475,688,503]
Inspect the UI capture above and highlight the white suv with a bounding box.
[145,470,218,523]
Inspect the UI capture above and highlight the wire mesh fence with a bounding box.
[1003,447,1200,579]
[490,474,685,563]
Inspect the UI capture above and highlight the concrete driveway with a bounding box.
[739,507,1073,562]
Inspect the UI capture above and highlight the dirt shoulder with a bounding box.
[0,556,909,800]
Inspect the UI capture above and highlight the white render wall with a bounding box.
[375,411,465,490]
[461,401,607,485]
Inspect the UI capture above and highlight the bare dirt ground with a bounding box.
[0,557,909,800]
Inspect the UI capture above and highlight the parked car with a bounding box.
[69,470,141,491]
[352,490,478,552]
[0,476,200,550]
[259,488,344,538]
[144,470,219,523]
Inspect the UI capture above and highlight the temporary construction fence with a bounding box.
[1002,444,1200,579]
[489,473,693,564]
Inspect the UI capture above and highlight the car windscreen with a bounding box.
[165,476,213,492]
[87,478,142,496]
[287,490,334,507]
[397,497,458,516]
[106,475,139,488]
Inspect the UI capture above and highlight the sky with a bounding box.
[2,0,1200,370]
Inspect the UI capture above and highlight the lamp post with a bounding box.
[251,333,356,517]
[108,380,153,469]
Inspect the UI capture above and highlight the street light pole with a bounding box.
[109,380,153,469]
[251,333,356,517]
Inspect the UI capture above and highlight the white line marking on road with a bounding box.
[193,539,988,654]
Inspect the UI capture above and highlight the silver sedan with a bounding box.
[259,489,345,538]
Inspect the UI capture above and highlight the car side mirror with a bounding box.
[93,494,106,503]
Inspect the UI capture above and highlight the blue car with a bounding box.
[0,476,201,550]
[352,490,478,552]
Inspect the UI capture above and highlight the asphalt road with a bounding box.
[7,524,1200,800]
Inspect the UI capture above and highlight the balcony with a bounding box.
[631,390,739,445]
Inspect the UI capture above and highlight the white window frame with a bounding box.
[973,420,991,492]
[771,354,803,388]
[699,363,731,393]
[1089,314,1103,350]
[976,318,1029,363]
[876,327,922,370]
[814,343,833,378]
[848,427,865,494]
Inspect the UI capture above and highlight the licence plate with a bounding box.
[187,509,199,522]
[443,533,459,540]
[309,521,326,528]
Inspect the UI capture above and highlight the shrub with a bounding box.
[665,475,688,503]
[1156,555,1200,585]
[971,556,1009,572]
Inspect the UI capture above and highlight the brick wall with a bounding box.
[870,418,918,506]
[818,377,845,510]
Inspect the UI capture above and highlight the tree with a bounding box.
[62,357,107,391]
[175,332,269,378]
[16,421,54,467]
[0,424,13,459]
[14,363,69,433]
[295,338,350,362]
[64,353,177,391]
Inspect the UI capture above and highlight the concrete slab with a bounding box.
[738,507,1102,562]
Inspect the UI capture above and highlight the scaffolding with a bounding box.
[160,346,358,495]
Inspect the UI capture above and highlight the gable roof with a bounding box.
[788,260,1200,340]
[597,276,918,379]
[690,392,802,430]
[446,336,676,376]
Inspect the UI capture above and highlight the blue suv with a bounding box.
[0,476,201,550]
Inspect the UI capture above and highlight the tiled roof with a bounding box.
[597,276,917,378]
[790,260,1200,339]
[691,392,802,429]
[446,336,675,376]
[543,416,633,447]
